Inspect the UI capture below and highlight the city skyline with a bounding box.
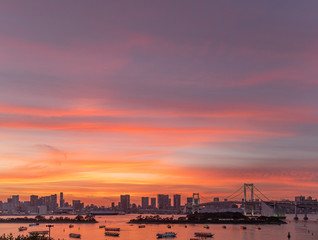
[1,1,318,204]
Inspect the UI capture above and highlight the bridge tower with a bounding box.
[192,193,200,214]
[243,183,254,216]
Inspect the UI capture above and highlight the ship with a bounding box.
[157,232,176,238]
[90,210,121,215]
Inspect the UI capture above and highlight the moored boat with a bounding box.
[69,224,74,228]
[138,225,146,228]
[29,223,39,227]
[167,225,171,228]
[105,227,120,231]
[69,233,81,238]
[256,227,261,230]
[203,225,210,229]
[29,231,49,235]
[99,225,105,228]
[18,226,27,231]
[157,232,176,238]
[222,225,227,229]
[105,232,119,237]
[194,232,214,237]
[240,226,247,230]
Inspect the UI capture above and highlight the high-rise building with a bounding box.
[49,194,58,211]
[151,198,156,209]
[60,192,64,208]
[12,195,19,207]
[173,194,181,209]
[120,195,130,211]
[30,195,39,207]
[158,194,169,209]
[72,200,83,211]
[213,197,219,202]
[141,197,149,209]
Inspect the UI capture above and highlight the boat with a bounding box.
[18,226,27,231]
[29,223,39,227]
[240,226,247,230]
[105,227,120,231]
[203,225,210,229]
[90,210,120,215]
[222,225,227,229]
[69,233,81,238]
[138,225,146,228]
[185,225,187,228]
[105,232,119,237]
[167,225,171,228]
[99,225,105,228]
[69,224,74,228]
[256,227,261,230]
[28,231,48,235]
[157,232,176,238]
[194,232,214,237]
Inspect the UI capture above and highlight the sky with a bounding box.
[0,1,318,205]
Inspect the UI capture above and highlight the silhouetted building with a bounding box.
[173,194,181,209]
[120,195,130,211]
[295,196,305,202]
[12,195,19,208]
[60,192,64,208]
[30,195,38,207]
[49,194,58,211]
[141,197,149,209]
[187,197,193,204]
[158,194,169,209]
[214,197,219,202]
[151,198,156,209]
[72,200,83,211]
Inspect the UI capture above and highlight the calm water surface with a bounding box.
[0,214,317,240]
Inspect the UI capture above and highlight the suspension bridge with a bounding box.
[186,183,318,220]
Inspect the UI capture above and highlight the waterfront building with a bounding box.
[50,194,58,211]
[173,194,181,209]
[151,197,156,209]
[141,197,149,209]
[295,196,305,202]
[158,194,169,209]
[72,200,84,211]
[30,195,38,206]
[120,195,130,211]
[60,192,64,208]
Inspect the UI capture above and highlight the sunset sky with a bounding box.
[1,1,318,205]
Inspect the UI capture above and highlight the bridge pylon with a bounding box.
[243,183,254,216]
[192,193,200,214]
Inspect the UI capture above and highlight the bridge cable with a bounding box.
[227,189,245,201]
[254,185,271,201]
[224,185,244,200]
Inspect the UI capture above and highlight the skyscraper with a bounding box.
[173,194,181,209]
[49,194,58,211]
[151,198,156,209]
[141,197,149,209]
[30,195,38,207]
[12,195,19,208]
[158,194,169,209]
[120,195,130,211]
[60,192,64,208]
